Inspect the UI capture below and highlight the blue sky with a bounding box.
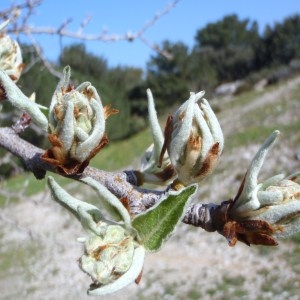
[3,0,300,69]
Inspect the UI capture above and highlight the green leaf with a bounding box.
[132,185,197,252]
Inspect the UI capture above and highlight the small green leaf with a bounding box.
[132,185,196,252]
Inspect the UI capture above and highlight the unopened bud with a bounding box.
[80,223,135,285]
[162,91,223,186]
[42,66,117,174]
[230,131,300,241]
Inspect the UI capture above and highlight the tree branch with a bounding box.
[0,126,216,232]
[6,0,180,42]
[2,0,179,76]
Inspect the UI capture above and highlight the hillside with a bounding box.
[0,75,300,300]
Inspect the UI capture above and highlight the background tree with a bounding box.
[59,44,108,81]
[145,40,191,110]
[194,14,261,81]
[104,66,145,139]
[262,15,300,66]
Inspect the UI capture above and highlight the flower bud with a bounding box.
[246,174,300,238]
[47,176,145,295]
[42,66,117,175]
[162,91,224,186]
[228,131,300,243]
[0,33,24,82]
[80,223,136,286]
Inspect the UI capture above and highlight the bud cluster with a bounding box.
[160,91,224,187]
[42,66,117,174]
[80,223,135,286]
[242,173,300,238]
[221,131,300,244]
[47,176,146,296]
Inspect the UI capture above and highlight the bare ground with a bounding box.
[1,76,300,300]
